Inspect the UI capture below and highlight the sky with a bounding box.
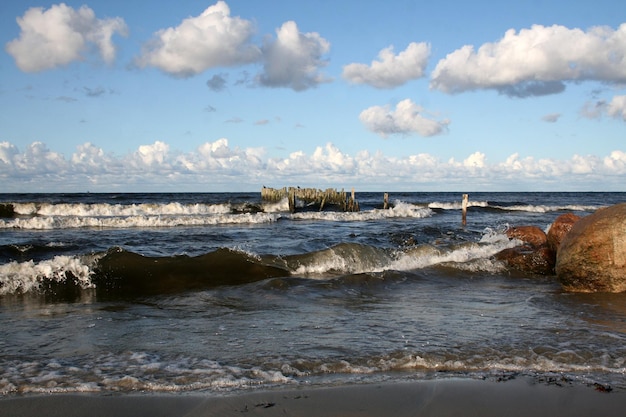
[0,0,625,192]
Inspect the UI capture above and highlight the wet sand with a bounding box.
[1,378,623,417]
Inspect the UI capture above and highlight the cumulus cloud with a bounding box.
[1,140,626,191]
[257,21,331,91]
[0,142,20,165]
[266,143,355,180]
[607,95,626,120]
[135,1,260,78]
[463,152,486,168]
[604,150,626,171]
[342,42,430,88]
[5,3,127,72]
[359,99,450,137]
[134,141,170,167]
[71,142,107,166]
[177,138,264,174]
[581,95,626,120]
[431,23,626,96]
[3,142,67,176]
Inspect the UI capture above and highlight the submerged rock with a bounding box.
[496,226,555,275]
[547,213,581,253]
[556,203,626,293]
[494,245,555,275]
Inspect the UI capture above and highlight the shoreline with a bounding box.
[1,378,624,417]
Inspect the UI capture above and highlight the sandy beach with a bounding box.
[1,378,623,417]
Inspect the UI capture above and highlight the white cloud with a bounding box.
[570,154,595,174]
[5,3,128,72]
[1,141,625,191]
[134,141,170,166]
[135,1,260,78]
[604,150,626,171]
[13,142,67,174]
[198,138,230,159]
[431,23,626,96]
[359,99,450,137]
[71,143,108,167]
[342,42,430,88]
[257,21,331,91]
[581,95,626,120]
[0,142,20,165]
[607,95,626,120]
[177,139,264,173]
[463,152,486,168]
[311,143,355,172]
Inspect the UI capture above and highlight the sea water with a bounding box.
[0,192,625,394]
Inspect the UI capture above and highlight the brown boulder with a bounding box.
[506,226,547,248]
[547,213,581,252]
[556,203,626,293]
[495,245,555,275]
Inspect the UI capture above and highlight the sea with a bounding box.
[1,191,625,396]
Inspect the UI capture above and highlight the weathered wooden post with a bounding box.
[289,187,296,213]
[383,193,389,209]
[462,193,469,225]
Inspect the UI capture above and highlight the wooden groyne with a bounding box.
[261,186,359,213]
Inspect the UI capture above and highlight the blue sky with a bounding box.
[1,0,625,192]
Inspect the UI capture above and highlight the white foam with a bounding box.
[0,212,282,230]
[2,199,432,230]
[388,231,517,273]
[291,244,394,276]
[290,230,516,277]
[492,204,601,213]
[291,204,432,222]
[13,202,232,217]
[0,352,298,394]
[0,256,95,295]
[2,347,623,395]
[262,198,290,213]
[428,201,489,210]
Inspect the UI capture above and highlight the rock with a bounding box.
[547,213,581,252]
[506,226,547,248]
[495,245,555,275]
[556,203,626,293]
[496,225,555,275]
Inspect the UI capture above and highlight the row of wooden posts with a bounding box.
[261,187,468,224]
[261,186,361,213]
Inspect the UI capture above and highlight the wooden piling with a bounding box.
[261,186,359,212]
[383,193,389,209]
[462,193,469,225]
[288,188,296,213]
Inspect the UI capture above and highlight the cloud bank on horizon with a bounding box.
[2,139,625,192]
[1,1,625,192]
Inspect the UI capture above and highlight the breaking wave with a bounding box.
[0,231,518,298]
